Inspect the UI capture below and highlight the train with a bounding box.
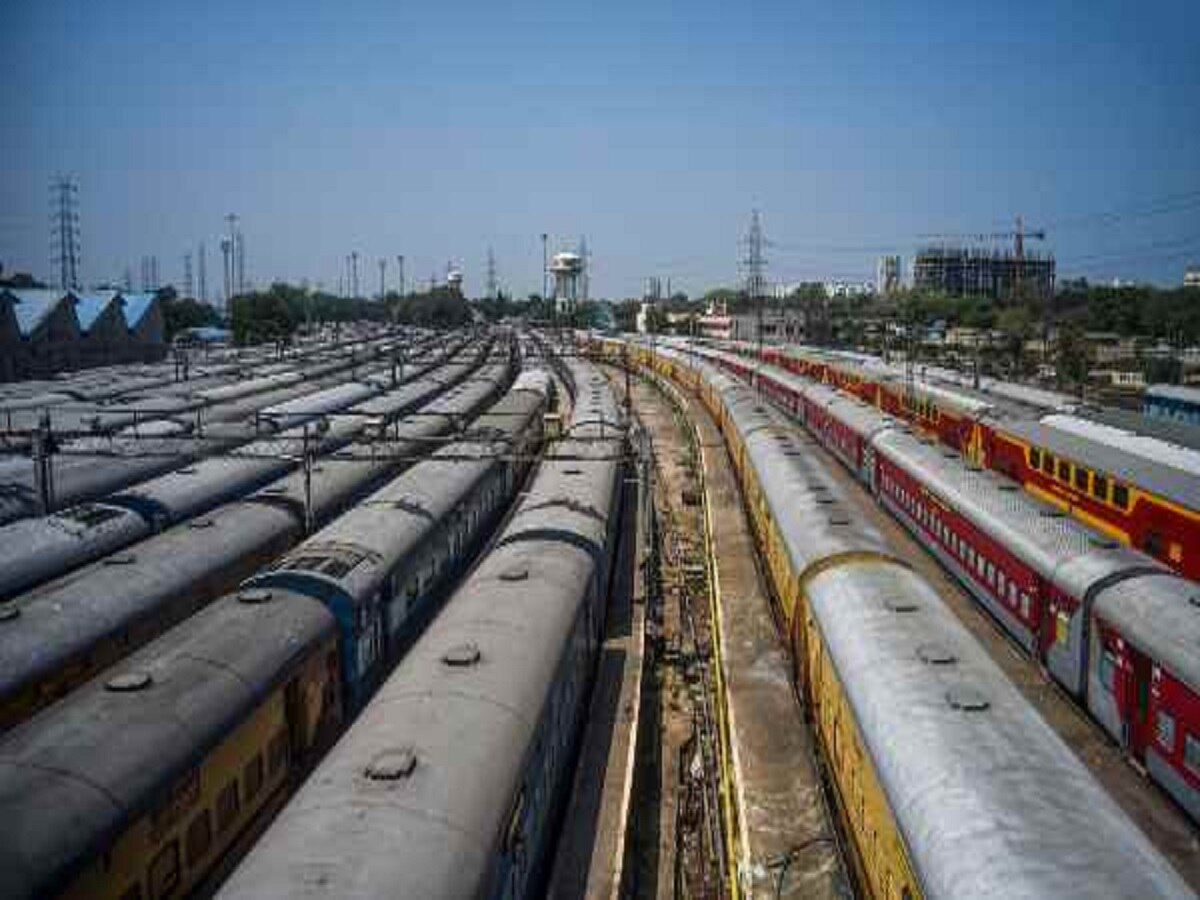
[590,336,1191,897]
[733,341,1200,580]
[0,364,554,900]
[662,338,1200,828]
[0,338,473,600]
[218,357,626,900]
[0,330,423,523]
[0,350,510,733]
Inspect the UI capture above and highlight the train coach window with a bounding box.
[1029,448,1041,469]
[1185,734,1200,777]
[1112,483,1130,510]
[1093,475,1109,501]
[1100,652,1118,693]
[1041,452,1054,474]
[1074,467,1089,490]
[216,781,240,833]
[244,754,264,802]
[1157,711,1176,751]
[268,730,289,776]
[185,810,212,866]
[148,840,180,899]
[1057,459,1070,481]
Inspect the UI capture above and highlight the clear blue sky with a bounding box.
[3,0,1199,299]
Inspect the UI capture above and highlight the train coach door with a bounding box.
[1126,650,1155,763]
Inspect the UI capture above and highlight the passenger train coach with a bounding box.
[0,369,553,900]
[589,335,1190,899]
[220,357,626,900]
[731,340,1200,580]
[668,338,1200,828]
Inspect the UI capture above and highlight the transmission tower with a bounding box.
[50,176,81,290]
[485,247,498,299]
[378,258,387,299]
[351,251,360,298]
[183,252,194,298]
[397,255,405,296]
[741,209,767,358]
[224,214,240,299]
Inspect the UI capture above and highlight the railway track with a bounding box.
[608,361,849,900]
[700,348,1200,888]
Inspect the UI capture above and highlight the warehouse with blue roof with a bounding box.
[0,288,166,381]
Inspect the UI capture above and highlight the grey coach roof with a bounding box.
[1002,416,1200,512]
[809,560,1191,898]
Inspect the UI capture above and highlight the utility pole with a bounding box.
[378,258,387,300]
[486,247,498,300]
[541,233,549,305]
[220,239,233,312]
[197,242,207,303]
[225,213,239,295]
[351,251,359,298]
[397,255,405,297]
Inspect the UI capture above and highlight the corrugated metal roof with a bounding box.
[119,293,155,328]
[73,291,120,332]
[7,289,71,337]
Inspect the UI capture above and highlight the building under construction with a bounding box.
[913,245,1055,302]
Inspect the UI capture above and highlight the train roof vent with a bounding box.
[1188,596,1200,610]
[563,468,583,476]
[0,603,20,622]
[997,483,1019,492]
[917,644,957,665]
[829,513,851,526]
[364,748,417,781]
[189,518,215,529]
[106,671,153,692]
[103,554,137,566]
[884,597,920,613]
[238,588,273,605]
[500,567,529,582]
[176,466,197,475]
[442,643,482,667]
[945,686,990,712]
[816,496,835,506]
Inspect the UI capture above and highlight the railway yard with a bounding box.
[0,324,1198,899]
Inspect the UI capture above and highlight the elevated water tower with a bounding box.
[551,251,584,314]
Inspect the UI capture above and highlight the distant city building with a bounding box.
[876,255,902,295]
[730,308,806,344]
[822,280,872,299]
[913,246,1055,301]
[696,301,732,340]
[1185,265,1200,289]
